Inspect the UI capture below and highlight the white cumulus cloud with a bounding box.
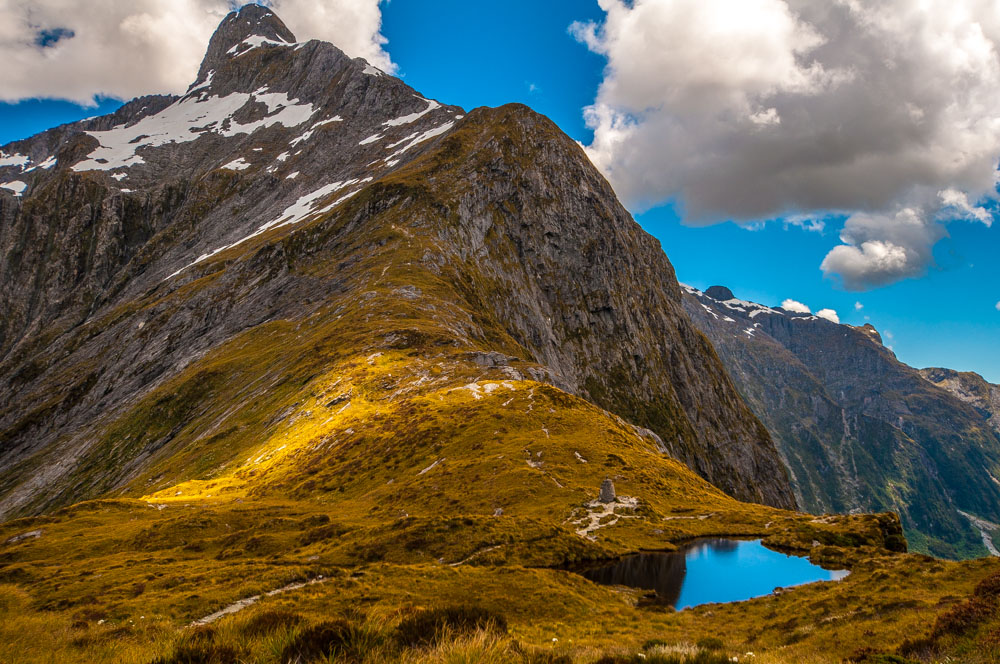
[574,0,1000,290]
[816,308,840,323]
[0,0,394,105]
[996,301,1000,311]
[854,301,864,311]
[781,299,811,314]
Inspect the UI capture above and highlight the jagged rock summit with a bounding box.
[197,4,298,81]
[0,5,794,522]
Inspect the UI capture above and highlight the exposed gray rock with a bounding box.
[704,285,735,301]
[921,367,1000,434]
[4,529,41,545]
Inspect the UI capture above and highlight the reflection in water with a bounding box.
[582,549,687,606]
[580,538,847,609]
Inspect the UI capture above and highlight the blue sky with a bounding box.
[1,0,997,381]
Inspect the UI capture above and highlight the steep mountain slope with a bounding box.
[0,4,792,522]
[922,367,1000,434]
[682,285,1000,559]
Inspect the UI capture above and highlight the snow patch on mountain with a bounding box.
[187,70,215,95]
[1,181,27,196]
[166,177,372,280]
[383,98,441,127]
[24,156,57,171]
[222,157,251,171]
[312,116,343,128]
[388,122,454,157]
[227,33,290,56]
[72,90,316,172]
[0,152,30,170]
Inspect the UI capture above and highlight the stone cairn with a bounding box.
[599,478,616,503]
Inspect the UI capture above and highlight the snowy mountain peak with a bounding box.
[197,4,297,83]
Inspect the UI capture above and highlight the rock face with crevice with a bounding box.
[0,4,794,519]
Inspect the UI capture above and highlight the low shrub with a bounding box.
[694,637,724,651]
[279,619,385,664]
[847,648,919,664]
[149,642,240,664]
[523,653,574,664]
[239,608,304,637]
[931,596,995,638]
[395,606,507,648]
[974,572,1000,600]
[593,652,732,664]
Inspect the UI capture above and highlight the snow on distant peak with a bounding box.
[1,181,27,196]
[363,64,384,76]
[713,294,781,318]
[72,90,317,172]
[681,283,782,319]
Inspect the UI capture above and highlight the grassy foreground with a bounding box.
[1,321,996,662]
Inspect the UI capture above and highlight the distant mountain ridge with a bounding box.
[0,4,794,520]
[682,284,1000,559]
[921,367,1000,435]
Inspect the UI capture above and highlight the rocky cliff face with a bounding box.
[0,5,793,520]
[682,285,1000,558]
[921,368,1000,434]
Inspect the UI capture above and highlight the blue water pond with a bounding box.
[580,538,848,609]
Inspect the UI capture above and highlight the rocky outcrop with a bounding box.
[921,368,1000,434]
[682,284,1000,559]
[0,5,794,519]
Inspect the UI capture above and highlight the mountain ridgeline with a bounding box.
[682,285,1000,559]
[921,367,1000,435]
[6,8,1000,663]
[0,4,793,520]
